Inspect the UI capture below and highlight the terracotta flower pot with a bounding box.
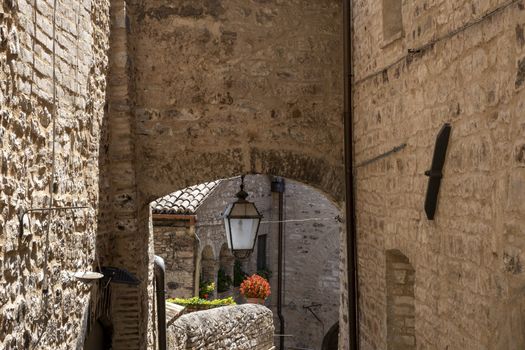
[246,297,265,305]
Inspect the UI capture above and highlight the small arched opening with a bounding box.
[218,243,234,297]
[200,245,217,299]
[386,249,416,350]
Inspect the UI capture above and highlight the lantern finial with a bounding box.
[236,175,248,200]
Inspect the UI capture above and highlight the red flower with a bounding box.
[240,274,271,299]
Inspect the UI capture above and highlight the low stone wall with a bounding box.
[167,304,275,350]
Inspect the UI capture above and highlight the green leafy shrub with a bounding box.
[217,268,233,293]
[167,296,236,308]
[233,260,248,287]
[256,267,272,280]
[199,280,215,299]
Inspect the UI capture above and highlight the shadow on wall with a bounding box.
[322,322,339,350]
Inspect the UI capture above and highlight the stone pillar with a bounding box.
[104,1,152,349]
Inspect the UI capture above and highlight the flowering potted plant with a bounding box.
[199,280,215,299]
[240,274,271,304]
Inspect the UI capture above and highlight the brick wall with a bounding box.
[0,0,110,348]
[352,0,525,349]
[386,250,415,350]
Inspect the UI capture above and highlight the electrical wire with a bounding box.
[41,0,57,297]
[194,216,342,227]
[354,0,521,85]
[32,3,57,348]
[355,143,407,168]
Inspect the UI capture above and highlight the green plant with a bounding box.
[199,280,215,299]
[256,267,272,280]
[233,260,248,287]
[167,296,236,307]
[217,268,233,293]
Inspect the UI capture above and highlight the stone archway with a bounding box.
[102,0,345,348]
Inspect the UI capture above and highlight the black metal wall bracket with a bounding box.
[424,170,443,179]
[18,206,88,237]
[100,266,140,285]
[424,123,451,220]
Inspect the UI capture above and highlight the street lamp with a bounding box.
[223,175,263,259]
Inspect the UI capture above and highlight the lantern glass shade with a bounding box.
[223,199,262,256]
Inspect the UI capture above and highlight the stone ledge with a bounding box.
[167,304,275,350]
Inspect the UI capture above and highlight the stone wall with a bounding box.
[266,179,341,350]
[129,0,345,201]
[352,0,525,349]
[0,0,110,349]
[189,175,342,350]
[153,224,196,298]
[167,304,275,350]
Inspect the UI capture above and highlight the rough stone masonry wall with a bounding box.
[167,304,275,350]
[352,0,525,349]
[153,225,196,298]
[128,0,345,200]
[0,0,110,349]
[268,179,341,350]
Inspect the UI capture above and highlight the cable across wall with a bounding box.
[354,0,521,85]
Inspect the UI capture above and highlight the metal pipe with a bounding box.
[41,0,58,297]
[19,206,89,237]
[154,256,166,350]
[343,0,359,349]
[271,177,285,350]
[193,229,201,297]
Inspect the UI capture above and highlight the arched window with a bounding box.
[386,249,416,350]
